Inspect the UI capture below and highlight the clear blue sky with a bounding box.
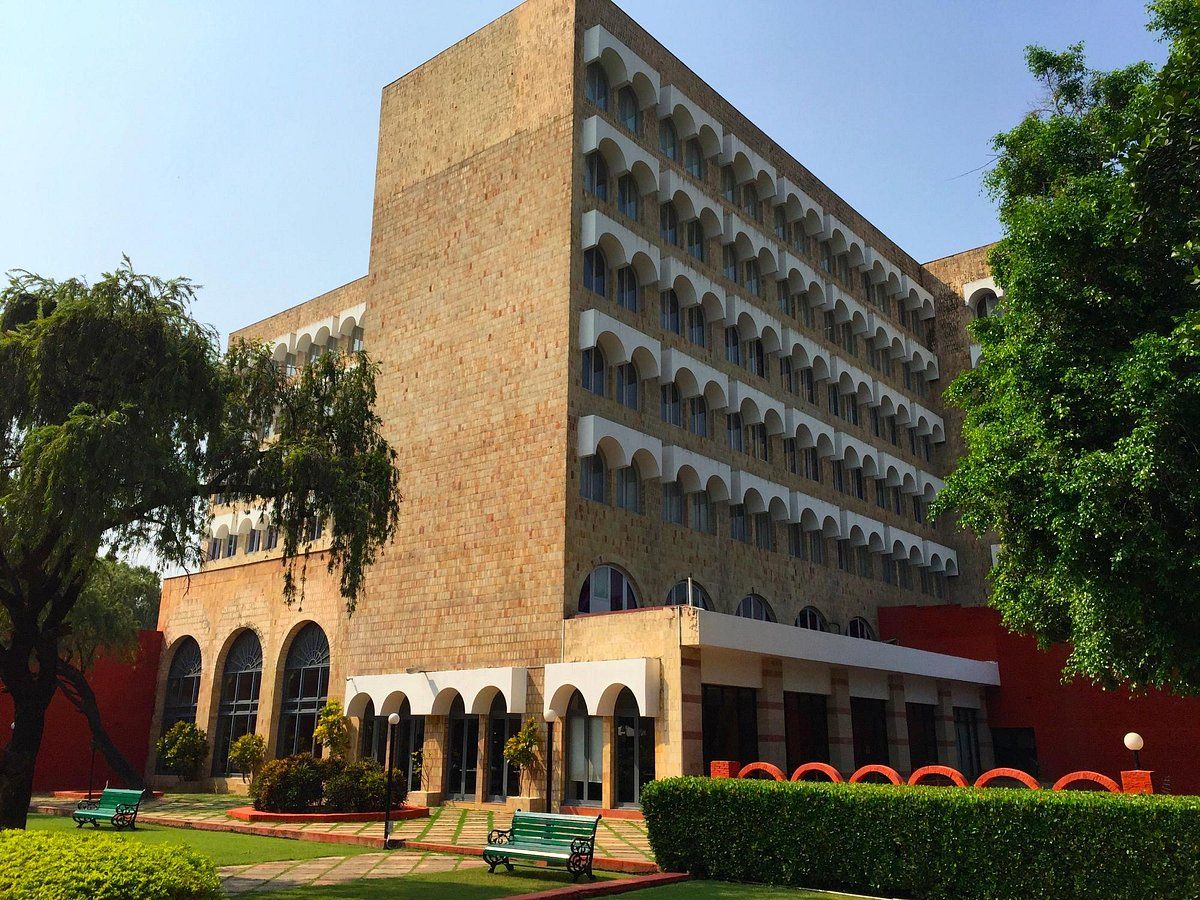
[1,1,1167,343]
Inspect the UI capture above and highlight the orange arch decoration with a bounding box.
[1052,771,1120,793]
[974,767,1040,790]
[849,764,902,785]
[908,765,967,787]
[736,762,785,782]
[790,762,843,783]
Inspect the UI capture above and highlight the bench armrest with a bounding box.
[115,803,139,814]
[570,837,594,855]
[487,827,512,846]
[74,799,100,811]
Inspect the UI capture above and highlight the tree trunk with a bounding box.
[57,659,145,791]
[0,667,56,830]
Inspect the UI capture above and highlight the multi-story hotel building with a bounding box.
[150,0,1006,810]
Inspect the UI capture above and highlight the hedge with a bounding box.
[0,831,221,899]
[251,754,392,813]
[640,776,1200,900]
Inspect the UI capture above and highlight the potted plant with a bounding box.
[502,717,545,811]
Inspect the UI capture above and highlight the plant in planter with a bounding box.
[250,755,325,812]
[503,717,543,799]
[312,701,350,759]
[155,721,208,784]
[227,733,266,784]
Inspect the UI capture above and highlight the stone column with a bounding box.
[475,714,489,805]
[827,667,855,774]
[757,657,786,769]
[600,716,616,811]
[934,682,958,771]
[411,714,446,808]
[679,647,705,776]
[886,675,911,774]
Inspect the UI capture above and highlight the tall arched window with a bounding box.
[659,202,679,245]
[616,266,639,311]
[735,594,775,622]
[584,151,608,200]
[659,290,681,334]
[664,580,712,609]
[684,138,705,179]
[585,62,609,110]
[566,691,603,805]
[614,688,655,807]
[277,623,330,758]
[578,565,638,613]
[617,173,640,220]
[583,247,607,297]
[580,454,607,503]
[582,346,606,396]
[615,362,639,410]
[617,86,639,133]
[161,637,202,733]
[847,617,875,640]
[658,118,678,161]
[796,606,828,632]
[486,693,521,802]
[213,630,263,775]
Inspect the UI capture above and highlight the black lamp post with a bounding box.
[382,712,401,848]
[87,738,98,800]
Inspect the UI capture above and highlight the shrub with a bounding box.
[324,758,390,812]
[312,701,350,759]
[227,733,266,783]
[155,721,208,781]
[641,776,1200,900]
[503,717,542,773]
[251,754,326,812]
[0,830,220,899]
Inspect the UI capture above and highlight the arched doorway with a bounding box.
[359,697,425,793]
[614,688,654,807]
[445,695,479,801]
[276,623,330,757]
[486,693,521,802]
[565,691,603,806]
[212,630,263,776]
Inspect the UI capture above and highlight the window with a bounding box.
[722,244,738,281]
[836,539,852,572]
[787,523,806,559]
[226,533,238,557]
[689,490,715,534]
[744,259,761,296]
[584,151,608,200]
[827,384,840,417]
[796,606,827,631]
[264,525,278,551]
[819,241,833,274]
[783,437,798,474]
[615,688,655,806]
[578,565,638,613]
[800,367,816,403]
[913,496,925,524]
[847,616,875,640]
[882,556,896,585]
[617,173,640,219]
[616,466,642,514]
[777,280,793,318]
[349,326,365,352]
[658,118,678,160]
[617,86,639,133]
[662,481,684,524]
[685,305,706,347]
[729,503,748,543]
[721,165,736,202]
[724,325,742,365]
[785,691,831,771]
[851,698,889,768]
[246,529,261,553]
[803,446,821,482]
[742,183,760,222]
[585,62,609,109]
[582,347,606,396]
[875,479,888,509]
[726,412,744,452]
[808,530,825,563]
[207,538,222,561]
[898,558,913,589]
[702,684,758,772]
[746,339,766,378]
[580,454,607,503]
[583,247,607,296]
[687,395,708,437]
[660,382,682,426]
[753,512,773,550]
[830,459,845,493]
[955,707,983,780]
[665,579,712,608]
[774,206,787,240]
[735,594,775,621]
[659,202,679,244]
[487,693,522,801]
[781,357,797,395]
[566,691,604,804]
[685,219,705,261]
[684,137,705,179]
[857,545,873,578]
[160,638,201,735]
[616,265,639,311]
[907,702,939,769]
[212,630,262,775]
[747,422,768,461]
[615,363,639,409]
[276,623,330,758]
[852,468,865,501]
[870,406,881,437]
[660,290,681,334]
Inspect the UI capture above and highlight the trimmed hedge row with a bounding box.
[0,831,220,899]
[641,776,1200,900]
[251,754,391,813]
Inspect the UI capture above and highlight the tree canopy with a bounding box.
[0,259,399,826]
[935,0,1200,691]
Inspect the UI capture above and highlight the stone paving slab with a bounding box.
[219,850,488,895]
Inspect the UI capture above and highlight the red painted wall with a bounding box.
[0,630,162,792]
[880,605,1200,794]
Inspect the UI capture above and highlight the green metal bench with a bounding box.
[72,788,145,830]
[485,810,600,881]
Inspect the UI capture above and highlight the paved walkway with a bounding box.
[33,794,656,867]
[220,849,486,895]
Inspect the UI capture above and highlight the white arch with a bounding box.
[581,209,661,283]
[578,308,662,378]
[577,415,663,479]
[544,658,660,717]
[583,26,660,108]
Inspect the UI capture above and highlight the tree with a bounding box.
[312,701,350,759]
[935,0,1200,691]
[227,734,266,783]
[0,260,400,827]
[155,721,208,782]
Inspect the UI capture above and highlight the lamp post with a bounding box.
[383,712,401,848]
[1124,732,1144,770]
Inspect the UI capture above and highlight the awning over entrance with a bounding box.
[343,666,527,717]
[544,657,660,718]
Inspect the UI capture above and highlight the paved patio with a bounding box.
[220,849,487,895]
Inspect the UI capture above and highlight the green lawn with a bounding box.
[27,813,374,866]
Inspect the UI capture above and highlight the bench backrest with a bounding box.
[511,811,599,848]
[97,788,144,809]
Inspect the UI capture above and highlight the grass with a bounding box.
[27,813,374,866]
[253,865,623,898]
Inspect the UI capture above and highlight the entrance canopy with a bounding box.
[344,667,527,718]
[544,657,660,718]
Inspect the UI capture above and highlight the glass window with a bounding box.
[729,503,749,543]
[580,454,607,503]
[264,525,279,551]
[689,490,715,534]
[662,481,684,525]
[349,325,365,352]
[665,579,712,608]
[658,118,678,160]
[566,691,603,804]
[723,244,738,281]
[742,183,760,221]
[753,512,772,550]
[847,617,875,640]
[616,265,639,312]
[585,62,609,109]
[748,422,768,461]
[746,338,766,378]
[702,684,758,773]
[684,138,705,179]
[735,594,775,621]
[617,174,640,220]
[584,151,608,200]
[659,202,679,244]
[685,219,705,261]
[617,86,639,133]
[744,259,760,296]
[583,247,607,296]
[276,623,330,758]
[582,347,605,396]
[660,290,681,334]
[774,206,787,240]
[616,466,642,514]
[615,688,655,807]
[726,412,744,452]
[246,529,261,553]
[160,638,202,748]
[808,531,826,563]
[685,305,706,347]
[212,630,262,776]
[446,694,479,800]
[615,363,639,410]
[724,325,742,365]
[803,446,821,482]
[578,565,638,613]
[955,707,983,780]
[787,522,806,559]
[796,606,827,631]
[721,165,736,202]
[486,693,521,801]
[660,382,682,426]
[687,396,708,436]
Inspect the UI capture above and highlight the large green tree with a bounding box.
[0,260,399,827]
[936,1,1200,691]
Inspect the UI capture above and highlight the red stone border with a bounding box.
[227,804,428,823]
[560,805,644,821]
[736,762,786,782]
[508,871,690,899]
[974,767,1040,789]
[1052,771,1120,793]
